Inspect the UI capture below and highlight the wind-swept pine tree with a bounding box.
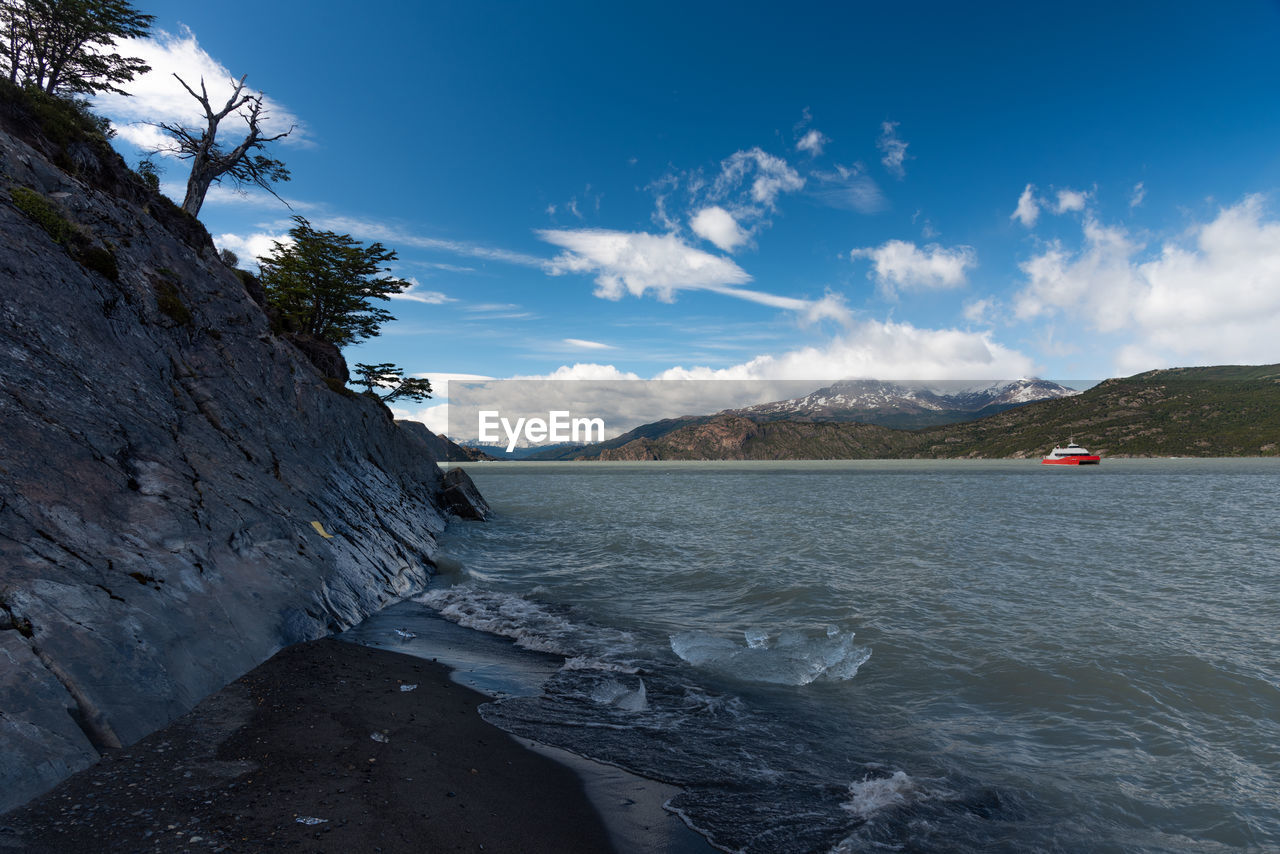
[259,216,410,348]
[353,363,432,403]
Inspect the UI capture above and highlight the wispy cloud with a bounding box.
[1130,182,1146,209]
[877,121,911,179]
[391,280,456,304]
[796,128,829,157]
[317,215,548,268]
[563,338,616,350]
[713,147,805,209]
[811,163,887,214]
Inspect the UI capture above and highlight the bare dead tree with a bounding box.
[154,73,292,217]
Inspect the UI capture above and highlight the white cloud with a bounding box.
[1015,195,1280,368]
[690,206,750,252]
[539,228,751,301]
[1054,188,1089,214]
[1130,182,1146,209]
[851,239,977,294]
[394,403,450,435]
[963,297,998,325]
[714,147,805,208]
[811,164,887,214]
[93,27,307,150]
[215,230,290,264]
[563,338,615,350]
[516,363,644,381]
[701,287,853,325]
[1011,184,1040,228]
[539,228,848,322]
[877,121,910,179]
[317,215,547,268]
[656,318,1035,381]
[391,279,456,304]
[796,128,829,157]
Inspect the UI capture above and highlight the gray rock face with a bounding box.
[0,109,483,812]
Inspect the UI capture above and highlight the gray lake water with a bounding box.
[353,459,1280,852]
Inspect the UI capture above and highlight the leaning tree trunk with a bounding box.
[181,168,215,217]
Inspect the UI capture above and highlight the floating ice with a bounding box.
[394,628,416,639]
[588,676,648,712]
[670,627,871,685]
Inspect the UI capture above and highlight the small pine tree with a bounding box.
[135,156,160,191]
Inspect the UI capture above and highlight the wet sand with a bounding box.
[0,638,621,852]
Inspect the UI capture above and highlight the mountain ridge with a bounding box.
[540,366,1280,460]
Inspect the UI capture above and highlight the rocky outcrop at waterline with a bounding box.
[0,86,485,813]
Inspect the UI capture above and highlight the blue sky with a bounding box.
[92,1,1280,428]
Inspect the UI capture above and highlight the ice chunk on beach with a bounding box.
[295,816,328,825]
[588,676,648,712]
[670,627,871,686]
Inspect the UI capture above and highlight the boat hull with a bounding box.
[1041,456,1100,465]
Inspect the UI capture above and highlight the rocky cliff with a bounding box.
[0,88,484,812]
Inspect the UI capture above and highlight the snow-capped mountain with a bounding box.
[729,379,1080,425]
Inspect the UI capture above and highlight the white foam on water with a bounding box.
[415,586,579,656]
[414,585,640,665]
[841,770,916,820]
[562,655,639,674]
[670,627,871,685]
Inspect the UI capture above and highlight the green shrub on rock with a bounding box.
[10,186,74,244]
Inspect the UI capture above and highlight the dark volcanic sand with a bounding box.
[0,638,617,853]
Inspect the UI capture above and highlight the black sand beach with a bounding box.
[0,638,621,852]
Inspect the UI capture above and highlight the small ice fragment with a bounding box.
[295,816,328,825]
[370,732,389,743]
[400,684,418,692]
[394,628,416,639]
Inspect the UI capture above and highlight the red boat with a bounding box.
[1042,441,1100,465]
